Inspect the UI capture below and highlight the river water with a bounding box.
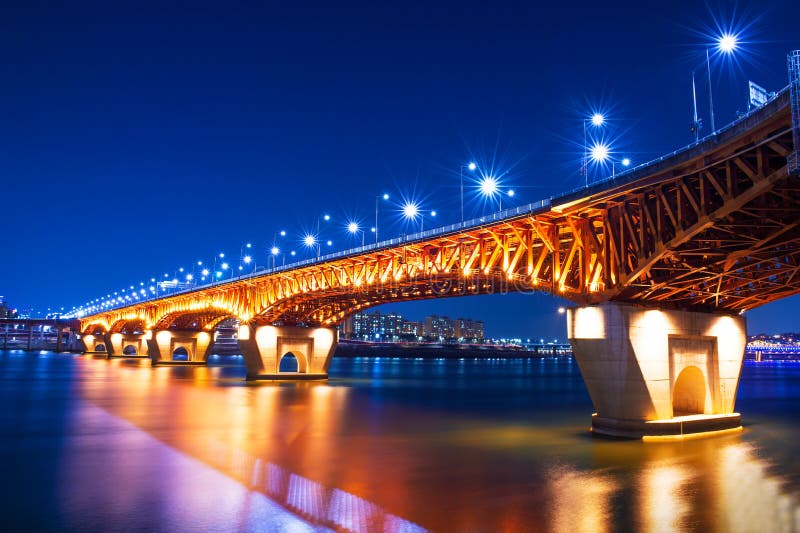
[1,350,798,532]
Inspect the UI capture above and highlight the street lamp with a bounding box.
[304,233,319,258]
[212,253,225,284]
[239,243,252,272]
[583,113,606,187]
[269,246,281,269]
[479,176,509,211]
[375,193,389,243]
[347,221,365,246]
[421,210,436,231]
[590,141,630,178]
[706,32,738,133]
[460,162,477,224]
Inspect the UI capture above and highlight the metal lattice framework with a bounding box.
[789,50,800,175]
[80,89,799,335]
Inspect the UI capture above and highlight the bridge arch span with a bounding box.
[81,321,109,336]
[109,318,148,334]
[253,269,519,327]
[154,309,238,331]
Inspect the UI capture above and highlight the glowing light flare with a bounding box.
[402,202,419,220]
[622,158,631,167]
[304,235,317,247]
[590,143,610,163]
[347,222,359,234]
[271,246,280,255]
[479,176,499,197]
[243,255,252,264]
[591,113,605,126]
[468,162,477,171]
[718,33,737,53]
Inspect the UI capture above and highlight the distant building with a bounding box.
[454,318,484,342]
[424,315,454,341]
[342,310,408,341]
[342,310,483,342]
[0,297,18,319]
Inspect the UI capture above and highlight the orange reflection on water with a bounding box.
[70,356,800,532]
[547,466,617,533]
[639,463,691,532]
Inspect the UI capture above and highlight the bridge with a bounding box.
[73,52,800,438]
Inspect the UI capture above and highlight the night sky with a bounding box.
[2,1,799,338]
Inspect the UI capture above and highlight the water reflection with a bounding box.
[1,350,799,531]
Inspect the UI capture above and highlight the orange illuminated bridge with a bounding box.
[77,56,800,438]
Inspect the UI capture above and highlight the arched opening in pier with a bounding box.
[123,345,137,356]
[94,344,106,352]
[673,366,707,416]
[172,346,190,362]
[279,352,300,373]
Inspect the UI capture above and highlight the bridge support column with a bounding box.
[105,332,151,358]
[567,303,745,440]
[146,330,212,366]
[238,325,337,381]
[80,334,110,356]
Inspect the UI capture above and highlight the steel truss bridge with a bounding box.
[70,52,800,439]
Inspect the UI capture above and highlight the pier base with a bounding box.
[146,330,213,366]
[567,303,746,440]
[106,332,151,358]
[238,325,337,381]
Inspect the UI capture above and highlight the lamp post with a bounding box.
[460,162,476,224]
[239,243,252,273]
[421,210,436,231]
[269,246,281,269]
[348,221,365,246]
[706,33,738,133]
[402,201,420,232]
[212,253,225,284]
[479,176,504,212]
[583,113,605,187]
[589,141,631,179]
[375,193,389,243]
[304,234,319,258]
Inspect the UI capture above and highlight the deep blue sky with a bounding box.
[2,1,799,338]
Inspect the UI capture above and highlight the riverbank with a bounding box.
[332,340,566,359]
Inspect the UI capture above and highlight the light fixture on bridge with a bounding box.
[221,262,229,270]
[590,142,610,163]
[508,189,515,198]
[347,222,359,234]
[201,268,209,276]
[304,234,317,247]
[402,201,419,220]
[591,113,605,126]
[718,33,737,53]
[622,157,631,167]
[243,255,252,264]
[323,214,331,221]
[468,162,477,171]
[280,230,286,236]
[271,246,280,256]
[479,176,499,197]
